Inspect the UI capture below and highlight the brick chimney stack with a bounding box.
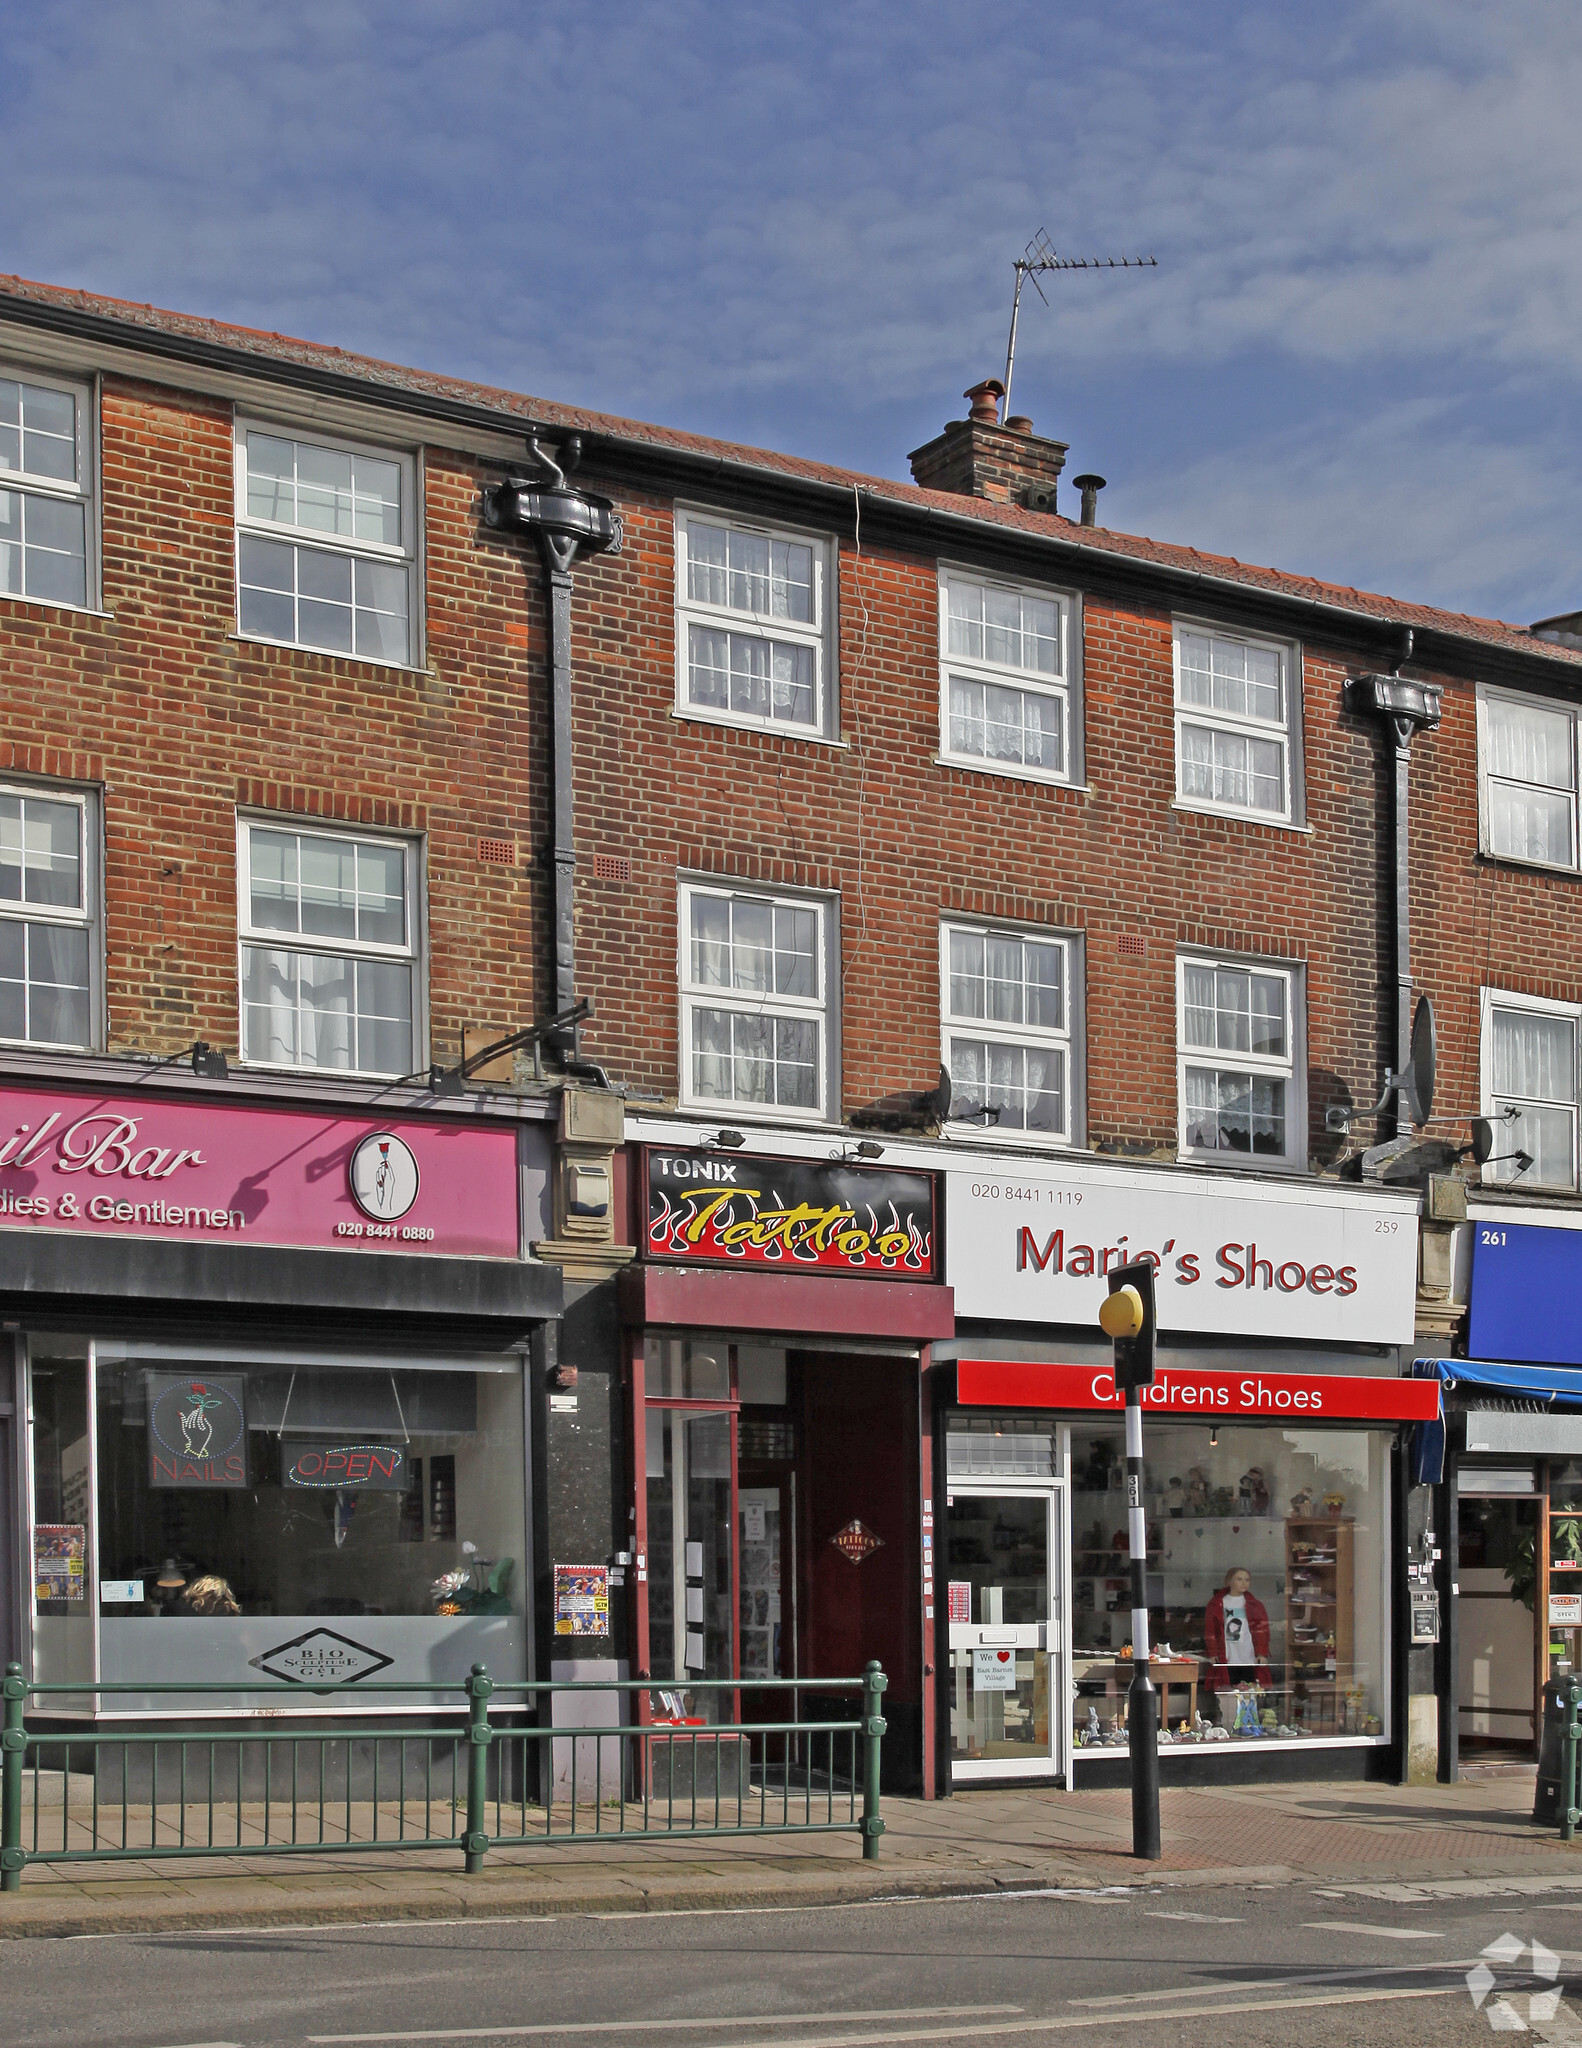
[908,379,1069,512]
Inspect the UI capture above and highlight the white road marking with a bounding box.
[1315,1874,1582,1904]
[310,2011,1022,2047]
[1069,1979,1282,2008]
[1145,1910,1244,1923]
[1302,1920,1444,1940]
[312,1989,1463,2048]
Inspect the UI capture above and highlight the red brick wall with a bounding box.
[1414,680,1581,1124]
[0,363,1533,1168]
[1,376,553,1068]
[567,479,1403,1165]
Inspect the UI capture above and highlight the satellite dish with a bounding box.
[1409,995,1436,1124]
[1470,1117,1495,1165]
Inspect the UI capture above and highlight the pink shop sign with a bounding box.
[0,1086,519,1259]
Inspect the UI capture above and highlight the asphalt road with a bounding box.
[6,1874,1582,2048]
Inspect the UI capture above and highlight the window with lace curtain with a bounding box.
[678,883,831,1119]
[938,569,1077,786]
[674,511,832,739]
[1174,623,1297,823]
[0,782,100,1049]
[1481,992,1579,1189]
[1178,954,1303,1167]
[940,922,1077,1143]
[1479,688,1582,870]
[1,366,95,610]
[238,818,422,1079]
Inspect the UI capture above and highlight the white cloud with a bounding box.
[1114,395,1580,623]
[1,0,1579,614]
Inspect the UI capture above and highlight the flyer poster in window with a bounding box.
[35,1523,86,1603]
[554,1563,610,1637]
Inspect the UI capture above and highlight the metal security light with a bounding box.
[830,1139,886,1163]
[706,1129,746,1151]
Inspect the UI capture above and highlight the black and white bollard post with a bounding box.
[1100,1257,1161,1863]
[1123,1383,1161,1861]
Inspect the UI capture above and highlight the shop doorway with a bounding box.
[635,1337,923,1786]
[944,1485,1064,1781]
[1458,1479,1541,1762]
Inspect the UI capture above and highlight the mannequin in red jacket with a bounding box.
[1204,1565,1272,1689]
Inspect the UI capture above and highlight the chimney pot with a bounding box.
[964,378,1005,425]
[1004,414,1034,437]
[1072,473,1107,528]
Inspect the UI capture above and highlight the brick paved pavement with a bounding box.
[3,1771,1578,1939]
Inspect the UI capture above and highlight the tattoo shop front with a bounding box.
[3,1073,561,1718]
[619,1132,954,1792]
[933,1160,1430,1788]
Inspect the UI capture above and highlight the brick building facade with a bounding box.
[2,274,1578,1800]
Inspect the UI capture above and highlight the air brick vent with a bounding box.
[594,854,631,883]
[1116,932,1147,959]
[477,836,517,866]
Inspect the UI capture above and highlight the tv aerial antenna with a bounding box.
[1002,230,1158,420]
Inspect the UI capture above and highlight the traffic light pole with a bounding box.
[1124,1388,1161,1861]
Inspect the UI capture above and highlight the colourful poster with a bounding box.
[554,1563,610,1637]
[35,1523,85,1602]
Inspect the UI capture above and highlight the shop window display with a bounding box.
[78,1350,527,1701]
[1070,1421,1389,1749]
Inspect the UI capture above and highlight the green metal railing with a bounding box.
[0,1660,887,1889]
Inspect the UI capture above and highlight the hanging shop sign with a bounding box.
[0,1084,518,1258]
[146,1370,250,1488]
[281,1441,409,1490]
[645,1148,938,1280]
[947,1166,1417,1343]
[956,1357,1441,1422]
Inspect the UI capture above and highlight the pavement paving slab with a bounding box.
[2,1773,1577,1940]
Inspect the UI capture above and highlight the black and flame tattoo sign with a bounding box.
[645,1149,939,1280]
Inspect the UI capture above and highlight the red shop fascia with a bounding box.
[617,1137,955,1796]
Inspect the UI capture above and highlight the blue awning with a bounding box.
[1414,1355,1582,1406]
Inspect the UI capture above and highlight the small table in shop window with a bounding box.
[1107,1656,1200,1728]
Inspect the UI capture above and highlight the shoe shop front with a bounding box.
[620,1131,954,1792]
[2,1073,561,1719]
[935,1160,1430,1787]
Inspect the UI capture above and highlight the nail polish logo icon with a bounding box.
[348,1132,420,1221]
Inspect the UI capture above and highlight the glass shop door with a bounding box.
[945,1485,1063,1781]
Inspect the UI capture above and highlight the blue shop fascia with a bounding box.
[1416,1201,1582,1778]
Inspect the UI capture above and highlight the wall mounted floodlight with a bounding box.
[830,1139,887,1163]
[706,1129,746,1150]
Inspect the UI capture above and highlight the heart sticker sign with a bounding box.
[972,1645,1018,1692]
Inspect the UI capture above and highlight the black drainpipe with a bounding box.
[483,437,621,1055]
[1346,635,1442,1134]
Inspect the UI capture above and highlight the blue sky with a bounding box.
[3,1,1579,622]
